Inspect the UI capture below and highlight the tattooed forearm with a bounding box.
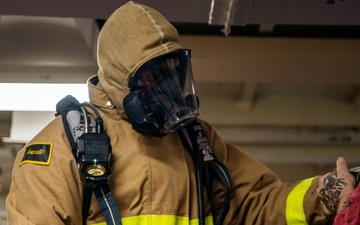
[319,173,348,214]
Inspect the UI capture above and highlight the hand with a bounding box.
[317,157,356,217]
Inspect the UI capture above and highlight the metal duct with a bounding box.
[208,0,253,35]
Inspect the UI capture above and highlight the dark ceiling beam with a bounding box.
[0,0,360,27]
[0,0,210,22]
[173,23,360,38]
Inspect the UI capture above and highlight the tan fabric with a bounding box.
[6,1,332,225]
[97,1,182,117]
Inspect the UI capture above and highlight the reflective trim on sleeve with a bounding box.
[286,177,315,225]
[94,215,214,225]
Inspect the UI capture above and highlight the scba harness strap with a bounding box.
[56,95,122,225]
[56,95,232,225]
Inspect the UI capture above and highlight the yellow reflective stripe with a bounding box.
[94,215,214,225]
[286,177,315,225]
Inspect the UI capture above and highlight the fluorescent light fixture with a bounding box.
[0,83,88,111]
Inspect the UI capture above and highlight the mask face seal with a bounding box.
[123,49,199,136]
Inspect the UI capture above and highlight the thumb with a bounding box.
[336,157,349,174]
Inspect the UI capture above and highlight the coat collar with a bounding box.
[87,75,122,120]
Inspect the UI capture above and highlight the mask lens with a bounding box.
[129,50,199,135]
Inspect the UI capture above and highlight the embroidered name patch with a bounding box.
[20,142,53,166]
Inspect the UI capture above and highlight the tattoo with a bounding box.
[342,200,350,210]
[319,173,347,214]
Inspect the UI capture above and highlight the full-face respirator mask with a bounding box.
[123,49,199,136]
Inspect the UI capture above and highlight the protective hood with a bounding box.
[97,1,183,117]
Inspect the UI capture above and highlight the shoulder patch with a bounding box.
[20,142,53,166]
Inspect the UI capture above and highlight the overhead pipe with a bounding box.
[208,0,238,36]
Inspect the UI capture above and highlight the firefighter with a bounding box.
[6,1,356,224]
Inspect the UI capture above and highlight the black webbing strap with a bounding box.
[55,95,83,164]
[82,186,92,225]
[82,184,122,225]
[93,185,122,225]
[178,120,232,225]
[56,95,122,225]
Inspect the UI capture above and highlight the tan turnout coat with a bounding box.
[6,1,332,224]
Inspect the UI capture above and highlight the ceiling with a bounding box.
[1,0,360,26]
[0,0,360,200]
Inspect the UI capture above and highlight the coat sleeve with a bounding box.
[198,119,333,225]
[6,117,83,225]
